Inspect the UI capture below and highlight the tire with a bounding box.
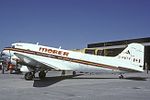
[119,75,124,79]
[73,71,76,76]
[61,70,65,76]
[39,71,46,79]
[24,72,34,80]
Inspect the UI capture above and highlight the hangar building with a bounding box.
[87,37,150,69]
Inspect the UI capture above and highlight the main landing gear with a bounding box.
[24,72,35,80]
[39,71,46,79]
[24,71,46,80]
[61,70,76,76]
[24,70,76,80]
[119,74,124,79]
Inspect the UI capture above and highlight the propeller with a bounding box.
[9,50,12,64]
[0,52,3,63]
[0,51,5,74]
[1,48,21,74]
[0,49,13,72]
[0,50,6,63]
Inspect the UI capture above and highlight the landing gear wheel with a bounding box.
[61,70,65,76]
[119,74,124,79]
[39,71,46,79]
[73,71,76,76]
[24,72,34,80]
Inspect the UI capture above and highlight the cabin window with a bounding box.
[97,50,104,56]
[85,49,95,55]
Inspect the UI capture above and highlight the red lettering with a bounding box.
[53,50,58,54]
[39,47,42,51]
[39,47,69,56]
[58,51,62,55]
[40,48,48,52]
[63,52,69,56]
[48,49,52,53]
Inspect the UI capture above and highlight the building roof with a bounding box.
[88,37,150,48]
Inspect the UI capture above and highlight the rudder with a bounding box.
[116,43,144,72]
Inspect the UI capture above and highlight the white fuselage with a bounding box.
[2,42,144,73]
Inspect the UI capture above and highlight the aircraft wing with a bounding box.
[14,53,60,71]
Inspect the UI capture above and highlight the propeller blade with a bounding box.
[9,50,11,64]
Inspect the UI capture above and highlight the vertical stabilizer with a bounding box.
[116,43,144,72]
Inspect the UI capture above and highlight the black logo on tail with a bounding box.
[125,50,130,54]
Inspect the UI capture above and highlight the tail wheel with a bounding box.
[39,71,46,79]
[61,70,65,76]
[24,72,34,80]
[73,71,76,76]
[119,74,124,79]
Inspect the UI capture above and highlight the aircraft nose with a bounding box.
[1,50,10,56]
[1,49,12,60]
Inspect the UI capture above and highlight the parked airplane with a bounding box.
[1,42,144,80]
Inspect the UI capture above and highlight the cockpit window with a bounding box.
[12,46,15,48]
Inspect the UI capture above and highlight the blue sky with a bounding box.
[0,0,150,50]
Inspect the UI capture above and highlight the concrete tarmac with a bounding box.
[0,71,150,100]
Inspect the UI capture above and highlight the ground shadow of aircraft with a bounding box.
[72,76,147,81]
[33,75,147,87]
[33,74,82,87]
[124,77,147,81]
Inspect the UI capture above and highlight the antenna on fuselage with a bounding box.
[36,42,39,45]
[59,46,61,49]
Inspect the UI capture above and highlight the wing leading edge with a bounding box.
[14,53,60,71]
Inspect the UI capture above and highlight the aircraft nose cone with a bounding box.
[1,50,10,57]
[1,50,11,61]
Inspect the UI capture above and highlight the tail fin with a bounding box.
[116,43,144,72]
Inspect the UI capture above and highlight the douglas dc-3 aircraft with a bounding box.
[1,42,144,80]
